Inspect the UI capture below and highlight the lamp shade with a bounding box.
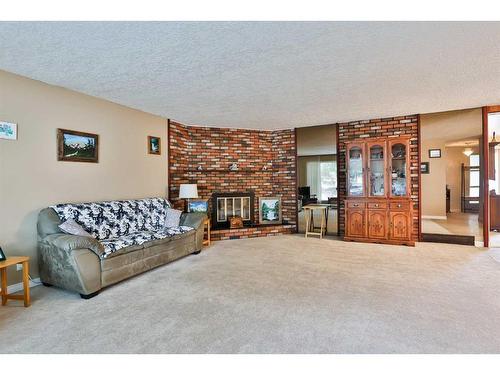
[179,184,198,199]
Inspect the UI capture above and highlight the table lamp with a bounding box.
[179,184,199,212]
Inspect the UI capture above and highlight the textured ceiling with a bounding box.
[1,22,500,129]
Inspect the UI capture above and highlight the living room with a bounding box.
[2,2,500,373]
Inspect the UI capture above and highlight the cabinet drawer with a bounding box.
[389,201,410,210]
[347,201,365,209]
[368,202,387,209]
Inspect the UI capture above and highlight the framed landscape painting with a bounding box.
[188,199,208,213]
[57,128,99,163]
[259,196,282,224]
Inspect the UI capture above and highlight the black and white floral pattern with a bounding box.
[50,198,193,258]
[51,198,172,240]
[99,226,193,257]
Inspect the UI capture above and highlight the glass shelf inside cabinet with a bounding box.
[369,145,385,196]
[348,146,364,196]
[391,143,407,196]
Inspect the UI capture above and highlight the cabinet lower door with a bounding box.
[368,210,387,239]
[389,212,411,240]
[346,209,366,238]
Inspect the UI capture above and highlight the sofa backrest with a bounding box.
[49,198,170,240]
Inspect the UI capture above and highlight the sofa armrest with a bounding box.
[180,212,207,230]
[38,235,102,296]
[42,233,105,258]
[180,212,207,251]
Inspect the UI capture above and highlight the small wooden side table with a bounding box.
[303,204,329,239]
[0,256,31,307]
[203,218,211,247]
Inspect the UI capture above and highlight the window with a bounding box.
[299,155,337,201]
[470,154,480,167]
[469,154,480,198]
[320,157,337,200]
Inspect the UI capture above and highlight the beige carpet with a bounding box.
[1,235,500,354]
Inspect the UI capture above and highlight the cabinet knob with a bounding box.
[375,204,379,207]
[354,203,359,207]
[397,204,402,208]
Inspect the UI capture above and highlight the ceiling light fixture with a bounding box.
[463,147,474,157]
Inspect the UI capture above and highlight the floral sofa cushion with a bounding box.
[50,198,172,241]
[99,226,194,258]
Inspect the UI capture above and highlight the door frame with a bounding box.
[295,124,339,236]
[482,105,500,247]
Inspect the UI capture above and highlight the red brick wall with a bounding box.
[168,121,297,229]
[338,115,420,241]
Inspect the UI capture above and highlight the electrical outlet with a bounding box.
[16,264,23,271]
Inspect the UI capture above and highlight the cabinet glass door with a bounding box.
[368,143,386,196]
[390,142,408,197]
[348,145,364,196]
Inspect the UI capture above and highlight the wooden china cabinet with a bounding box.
[344,135,414,246]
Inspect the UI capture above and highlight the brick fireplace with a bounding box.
[168,121,297,240]
[211,191,255,229]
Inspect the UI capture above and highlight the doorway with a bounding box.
[420,109,484,246]
[296,124,338,235]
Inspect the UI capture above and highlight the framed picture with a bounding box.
[0,121,17,140]
[148,136,161,155]
[420,162,430,174]
[259,196,282,224]
[188,199,208,213]
[57,129,99,163]
[429,149,441,158]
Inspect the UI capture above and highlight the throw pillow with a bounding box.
[165,208,182,228]
[59,219,93,237]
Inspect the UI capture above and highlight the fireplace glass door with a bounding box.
[217,196,251,223]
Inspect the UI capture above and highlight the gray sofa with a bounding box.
[37,198,206,299]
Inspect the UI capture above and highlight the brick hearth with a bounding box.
[210,224,296,241]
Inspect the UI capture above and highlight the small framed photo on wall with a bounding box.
[429,149,441,158]
[421,162,430,174]
[148,136,161,155]
[0,121,17,140]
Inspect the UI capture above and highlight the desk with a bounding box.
[303,204,329,239]
[0,256,31,307]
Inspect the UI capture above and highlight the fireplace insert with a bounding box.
[211,191,255,229]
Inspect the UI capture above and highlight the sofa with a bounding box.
[37,197,206,299]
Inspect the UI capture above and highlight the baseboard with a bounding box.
[422,215,448,220]
[7,278,41,294]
